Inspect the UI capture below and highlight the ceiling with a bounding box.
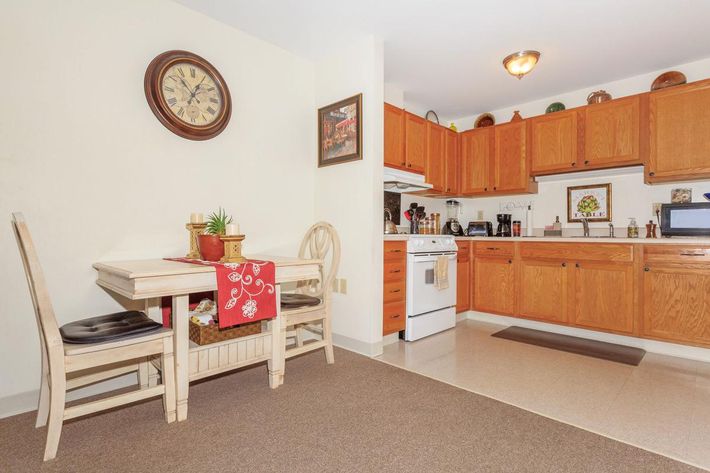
[176,0,710,118]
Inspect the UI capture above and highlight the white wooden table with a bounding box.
[93,255,322,421]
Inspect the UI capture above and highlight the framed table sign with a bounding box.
[567,183,612,222]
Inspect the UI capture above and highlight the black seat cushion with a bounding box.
[60,311,162,344]
[280,293,322,310]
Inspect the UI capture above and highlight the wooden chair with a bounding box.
[279,222,340,381]
[11,213,176,461]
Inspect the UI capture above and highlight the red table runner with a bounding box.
[166,258,276,328]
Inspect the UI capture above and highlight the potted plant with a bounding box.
[198,207,232,261]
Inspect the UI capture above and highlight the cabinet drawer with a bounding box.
[384,241,406,262]
[644,245,710,264]
[474,242,514,257]
[383,280,406,304]
[519,242,633,262]
[383,301,406,335]
[383,260,406,281]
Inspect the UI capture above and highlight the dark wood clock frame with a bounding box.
[144,50,232,141]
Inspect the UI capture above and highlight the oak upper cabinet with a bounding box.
[404,111,427,173]
[444,128,460,194]
[425,122,446,193]
[647,79,710,183]
[460,127,493,194]
[384,103,405,169]
[456,242,471,312]
[584,95,641,168]
[494,121,537,194]
[530,109,579,175]
[517,258,569,324]
[571,261,635,334]
[641,245,710,346]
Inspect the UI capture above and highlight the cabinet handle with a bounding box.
[486,247,500,251]
[561,262,567,267]
[389,249,402,253]
[584,160,589,165]
[575,263,580,268]
[649,172,655,177]
[493,186,497,191]
[508,259,512,264]
[390,289,401,293]
[391,314,401,319]
[389,269,401,274]
[484,187,488,191]
[680,252,705,256]
[401,161,406,166]
[644,267,650,272]
[571,162,576,167]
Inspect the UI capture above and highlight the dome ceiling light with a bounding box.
[503,50,541,79]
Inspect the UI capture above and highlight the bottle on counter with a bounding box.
[553,216,562,231]
[627,218,639,238]
[646,220,658,239]
[512,220,522,237]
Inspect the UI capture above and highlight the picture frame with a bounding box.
[567,183,612,222]
[318,93,362,168]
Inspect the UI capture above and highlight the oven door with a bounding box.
[406,252,457,317]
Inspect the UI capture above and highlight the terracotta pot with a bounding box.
[198,234,224,262]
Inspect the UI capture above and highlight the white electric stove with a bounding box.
[404,235,458,341]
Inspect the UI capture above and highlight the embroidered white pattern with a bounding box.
[223,261,275,316]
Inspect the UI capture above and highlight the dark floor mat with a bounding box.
[492,326,646,365]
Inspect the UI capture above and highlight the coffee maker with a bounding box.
[496,213,512,237]
[442,200,465,236]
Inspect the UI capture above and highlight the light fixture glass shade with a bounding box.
[503,50,540,79]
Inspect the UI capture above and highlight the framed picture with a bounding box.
[567,183,612,222]
[318,93,362,167]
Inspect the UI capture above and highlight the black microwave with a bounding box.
[660,202,710,237]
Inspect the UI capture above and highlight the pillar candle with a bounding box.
[226,223,238,235]
[190,213,203,224]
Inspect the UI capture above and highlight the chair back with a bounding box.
[297,222,340,299]
[11,213,64,372]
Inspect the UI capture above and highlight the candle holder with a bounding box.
[220,234,247,264]
[186,223,207,259]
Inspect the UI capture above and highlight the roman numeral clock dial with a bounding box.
[144,50,231,140]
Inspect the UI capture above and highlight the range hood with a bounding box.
[383,167,433,193]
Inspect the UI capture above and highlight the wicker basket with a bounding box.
[189,320,262,346]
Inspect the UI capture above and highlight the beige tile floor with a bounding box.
[376,319,710,471]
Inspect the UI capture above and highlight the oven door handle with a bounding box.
[411,253,457,263]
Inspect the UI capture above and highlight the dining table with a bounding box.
[92,255,322,421]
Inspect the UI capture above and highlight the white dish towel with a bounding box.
[434,255,449,290]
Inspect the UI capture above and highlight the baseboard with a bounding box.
[465,311,710,363]
[0,373,138,420]
[332,333,383,357]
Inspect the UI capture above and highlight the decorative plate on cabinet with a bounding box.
[474,113,495,128]
[651,71,687,91]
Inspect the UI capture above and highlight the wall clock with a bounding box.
[144,50,231,140]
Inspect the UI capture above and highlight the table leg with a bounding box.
[268,285,284,388]
[172,294,189,421]
[144,298,163,387]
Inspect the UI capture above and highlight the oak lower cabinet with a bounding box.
[517,258,569,324]
[383,241,406,335]
[473,256,515,315]
[456,242,470,312]
[641,245,710,346]
[571,261,635,334]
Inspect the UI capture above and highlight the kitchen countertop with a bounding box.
[383,234,710,244]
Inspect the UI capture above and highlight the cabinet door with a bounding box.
[444,129,460,194]
[494,121,529,192]
[474,257,515,315]
[404,112,427,173]
[648,79,710,182]
[460,128,493,194]
[384,103,405,169]
[530,110,579,174]
[518,259,569,323]
[571,261,634,334]
[426,122,446,192]
[584,96,640,168]
[456,259,470,312]
[642,264,710,346]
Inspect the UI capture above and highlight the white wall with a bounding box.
[314,36,385,355]
[401,56,710,235]
[0,1,316,414]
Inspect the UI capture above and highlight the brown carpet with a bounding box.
[0,348,702,473]
[492,326,647,365]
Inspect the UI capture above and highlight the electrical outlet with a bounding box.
[652,202,662,216]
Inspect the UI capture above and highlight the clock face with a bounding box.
[145,50,231,140]
[161,63,223,126]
